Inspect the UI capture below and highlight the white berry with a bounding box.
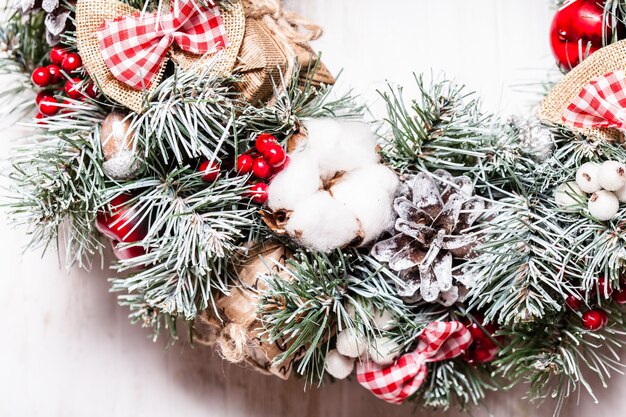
[367,337,401,366]
[324,349,354,379]
[335,328,367,358]
[372,309,395,331]
[555,182,585,207]
[614,183,626,203]
[576,162,601,193]
[588,190,619,221]
[598,161,626,191]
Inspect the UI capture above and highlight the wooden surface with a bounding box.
[2,1,626,416]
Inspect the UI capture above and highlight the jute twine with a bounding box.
[538,39,626,142]
[76,0,245,113]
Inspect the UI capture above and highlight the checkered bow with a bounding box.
[96,0,229,90]
[356,321,472,405]
[562,70,626,132]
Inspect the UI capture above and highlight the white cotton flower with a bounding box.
[285,191,360,252]
[267,152,322,211]
[324,349,354,380]
[367,337,401,366]
[336,328,367,358]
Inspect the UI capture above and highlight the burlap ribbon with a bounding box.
[193,242,303,380]
[538,39,626,142]
[76,0,245,113]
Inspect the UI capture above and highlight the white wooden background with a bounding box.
[2,1,626,416]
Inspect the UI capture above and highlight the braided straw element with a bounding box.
[76,0,245,113]
[538,39,626,142]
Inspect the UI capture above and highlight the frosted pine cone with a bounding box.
[371,170,484,306]
[14,0,71,45]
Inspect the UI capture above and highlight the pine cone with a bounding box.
[14,0,71,45]
[371,169,484,306]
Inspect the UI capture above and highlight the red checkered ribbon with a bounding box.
[356,321,472,404]
[96,0,229,90]
[562,70,626,131]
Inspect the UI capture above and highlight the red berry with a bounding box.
[60,100,74,114]
[613,288,626,304]
[64,78,82,100]
[252,157,271,179]
[464,339,498,365]
[34,112,47,125]
[38,97,60,116]
[248,182,269,204]
[582,309,607,331]
[565,295,584,311]
[50,46,67,65]
[31,66,51,87]
[61,52,82,72]
[255,133,277,153]
[598,308,609,326]
[35,90,54,105]
[84,83,98,99]
[236,154,254,175]
[46,64,62,84]
[199,160,220,182]
[597,277,613,298]
[263,143,286,167]
[271,155,290,175]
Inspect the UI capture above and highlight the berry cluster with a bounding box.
[31,46,97,119]
[463,313,501,365]
[565,276,626,331]
[236,133,288,204]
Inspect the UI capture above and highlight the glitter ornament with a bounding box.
[511,116,555,162]
[576,162,601,193]
[100,111,140,180]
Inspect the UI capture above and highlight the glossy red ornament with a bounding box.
[110,241,146,261]
[31,66,51,87]
[612,288,626,304]
[597,276,613,297]
[263,142,286,167]
[49,46,67,65]
[252,157,271,179]
[199,160,221,182]
[96,194,149,245]
[248,182,269,204]
[35,90,54,105]
[64,78,83,100]
[565,294,584,310]
[61,52,82,72]
[550,0,610,72]
[237,154,254,174]
[465,338,499,365]
[255,133,277,153]
[582,308,607,331]
[38,97,59,116]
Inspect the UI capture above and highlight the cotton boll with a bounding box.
[285,191,360,252]
[324,349,354,380]
[554,182,585,207]
[588,190,619,221]
[598,161,626,191]
[367,337,401,366]
[330,165,399,244]
[336,328,367,358]
[575,162,601,193]
[267,151,322,211]
[372,309,395,331]
[303,118,380,180]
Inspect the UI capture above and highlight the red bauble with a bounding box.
[248,182,269,204]
[565,294,584,310]
[263,143,286,167]
[50,46,67,65]
[110,240,146,261]
[35,90,54,105]
[252,157,271,179]
[61,52,82,72]
[465,338,499,365]
[255,133,277,153]
[612,288,626,304]
[582,308,608,331]
[64,78,83,100]
[550,0,610,72]
[31,67,51,87]
[38,97,59,116]
[199,160,221,182]
[96,194,149,245]
[46,64,62,84]
[237,154,254,174]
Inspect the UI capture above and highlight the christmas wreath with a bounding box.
[4,0,626,413]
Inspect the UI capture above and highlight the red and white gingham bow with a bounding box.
[96,0,229,90]
[562,70,626,131]
[356,321,472,404]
